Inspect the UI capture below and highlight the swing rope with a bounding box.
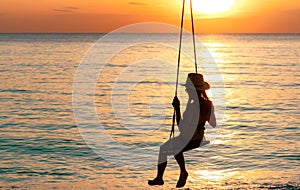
[190,0,198,74]
[170,0,198,138]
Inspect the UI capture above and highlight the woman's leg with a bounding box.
[155,137,187,178]
[148,161,166,186]
[149,136,187,186]
[156,161,167,179]
[148,140,170,185]
[174,152,187,173]
[174,152,189,188]
[156,139,172,177]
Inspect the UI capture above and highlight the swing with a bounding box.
[170,0,210,150]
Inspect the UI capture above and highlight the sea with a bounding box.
[0,32,299,189]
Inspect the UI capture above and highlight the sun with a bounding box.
[191,0,235,14]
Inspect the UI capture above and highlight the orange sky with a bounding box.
[0,0,299,33]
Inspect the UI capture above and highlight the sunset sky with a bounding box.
[0,0,299,33]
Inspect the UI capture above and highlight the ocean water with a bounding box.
[0,33,299,189]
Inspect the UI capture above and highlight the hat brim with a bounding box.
[180,82,210,90]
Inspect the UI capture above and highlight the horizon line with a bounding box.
[0,32,300,35]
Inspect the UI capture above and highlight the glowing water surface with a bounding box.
[0,34,299,189]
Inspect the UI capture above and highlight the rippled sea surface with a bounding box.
[0,33,299,189]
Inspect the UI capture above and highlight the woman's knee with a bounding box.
[159,144,167,153]
[160,140,172,155]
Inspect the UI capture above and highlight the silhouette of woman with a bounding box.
[148,73,217,188]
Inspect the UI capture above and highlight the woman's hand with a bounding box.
[172,96,181,125]
[172,96,180,109]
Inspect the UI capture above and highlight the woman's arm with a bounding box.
[209,103,217,128]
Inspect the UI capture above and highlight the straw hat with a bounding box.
[181,73,210,91]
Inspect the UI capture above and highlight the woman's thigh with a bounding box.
[160,136,187,155]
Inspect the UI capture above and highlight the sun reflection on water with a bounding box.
[193,169,237,181]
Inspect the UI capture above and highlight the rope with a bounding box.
[175,0,185,97]
[171,0,185,138]
[170,0,198,138]
[190,0,198,73]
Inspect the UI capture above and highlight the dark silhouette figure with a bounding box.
[148,73,217,188]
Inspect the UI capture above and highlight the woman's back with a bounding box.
[198,97,212,130]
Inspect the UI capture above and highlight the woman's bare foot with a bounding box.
[176,171,188,188]
[148,178,164,186]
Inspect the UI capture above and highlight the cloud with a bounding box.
[64,6,79,10]
[53,6,80,13]
[53,9,74,13]
[128,2,147,6]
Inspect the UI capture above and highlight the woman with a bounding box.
[148,73,217,188]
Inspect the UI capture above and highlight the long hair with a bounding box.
[187,89,211,124]
[187,89,210,104]
[197,90,209,101]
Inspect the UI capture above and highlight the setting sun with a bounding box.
[192,0,235,14]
